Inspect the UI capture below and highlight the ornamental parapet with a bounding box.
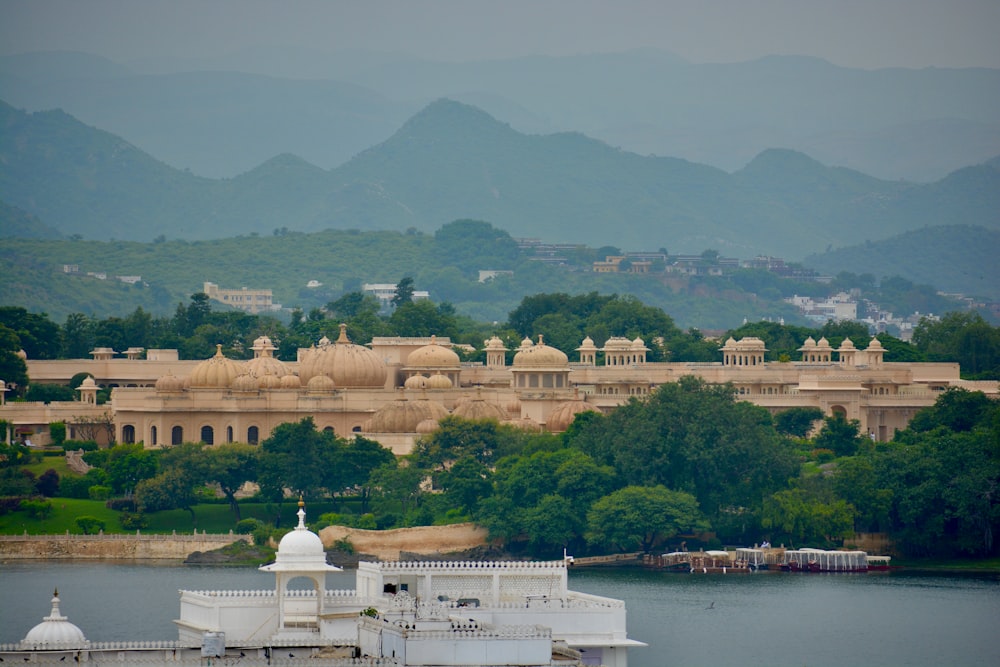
[372,559,567,571]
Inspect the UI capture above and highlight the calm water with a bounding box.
[2,561,998,667]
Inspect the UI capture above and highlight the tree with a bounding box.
[196,444,254,520]
[391,277,415,308]
[258,418,338,502]
[760,488,856,546]
[774,407,824,438]
[908,387,996,433]
[586,485,707,553]
[0,323,28,390]
[102,443,159,496]
[912,312,1000,379]
[335,436,395,513]
[437,455,492,515]
[48,421,67,447]
[135,468,201,524]
[569,376,799,518]
[813,415,866,457]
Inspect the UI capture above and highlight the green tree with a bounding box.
[570,376,798,519]
[774,407,824,438]
[813,415,866,457]
[48,421,67,447]
[258,418,338,502]
[0,323,28,390]
[586,485,707,553]
[88,443,159,496]
[201,442,258,521]
[760,488,856,546]
[391,277,415,308]
[913,312,1000,379]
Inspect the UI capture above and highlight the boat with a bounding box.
[656,551,693,571]
[781,548,870,572]
[866,554,893,571]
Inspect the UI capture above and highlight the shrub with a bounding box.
[88,485,111,501]
[376,513,398,530]
[75,516,105,534]
[63,440,99,452]
[812,448,836,463]
[235,518,263,535]
[119,512,148,530]
[334,537,355,554]
[35,469,60,497]
[251,524,274,547]
[356,513,377,530]
[49,421,67,447]
[59,476,92,499]
[20,498,53,519]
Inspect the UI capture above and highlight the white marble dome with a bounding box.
[259,501,340,573]
[22,590,88,649]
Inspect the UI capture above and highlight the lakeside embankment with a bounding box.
[0,523,491,561]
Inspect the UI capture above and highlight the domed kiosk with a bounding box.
[403,335,461,388]
[511,335,570,390]
[259,499,341,638]
[21,589,89,652]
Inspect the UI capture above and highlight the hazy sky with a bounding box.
[1,0,999,70]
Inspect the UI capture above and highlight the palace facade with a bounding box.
[3,327,997,450]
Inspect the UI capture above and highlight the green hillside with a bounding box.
[0,225,810,329]
[804,225,1000,300]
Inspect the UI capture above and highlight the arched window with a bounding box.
[150,425,158,446]
[201,426,214,445]
[226,426,234,443]
[171,426,183,445]
[247,426,259,445]
[323,426,335,434]
[122,425,135,444]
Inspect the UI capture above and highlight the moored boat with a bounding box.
[781,548,869,572]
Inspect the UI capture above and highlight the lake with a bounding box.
[2,561,998,666]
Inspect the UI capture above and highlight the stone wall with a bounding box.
[0,532,241,560]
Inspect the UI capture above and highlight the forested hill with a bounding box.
[804,225,1000,300]
[2,98,999,259]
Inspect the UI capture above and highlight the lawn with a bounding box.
[0,499,343,535]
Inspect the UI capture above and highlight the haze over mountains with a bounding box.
[2,95,999,262]
[2,49,999,182]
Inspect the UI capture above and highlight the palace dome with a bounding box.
[298,324,387,388]
[546,394,597,432]
[22,590,88,649]
[246,352,289,379]
[230,372,259,393]
[452,389,507,421]
[426,372,453,389]
[306,374,336,393]
[512,336,569,368]
[406,336,460,369]
[155,372,184,392]
[365,392,449,433]
[405,374,429,390]
[188,345,246,388]
[280,374,302,389]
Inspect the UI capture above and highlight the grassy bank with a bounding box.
[0,499,340,535]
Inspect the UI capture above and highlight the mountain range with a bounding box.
[2,97,999,261]
[2,49,999,183]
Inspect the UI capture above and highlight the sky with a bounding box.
[1,0,999,70]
